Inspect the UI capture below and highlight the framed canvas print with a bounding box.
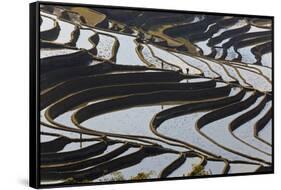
[29,1,274,188]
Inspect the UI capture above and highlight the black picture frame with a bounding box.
[30,1,274,188]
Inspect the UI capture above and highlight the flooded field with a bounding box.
[39,4,273,186]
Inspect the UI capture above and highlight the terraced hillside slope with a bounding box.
[39,4,273,185]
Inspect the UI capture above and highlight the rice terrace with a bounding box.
[38,3,273,186]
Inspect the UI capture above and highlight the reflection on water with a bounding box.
[259,120,272,144]
[82,105,172,137]
[202,96,271,162]
[168,157,201,177]
[96,153,178,181]
[39,6,272,184]
[229,163,259,174]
